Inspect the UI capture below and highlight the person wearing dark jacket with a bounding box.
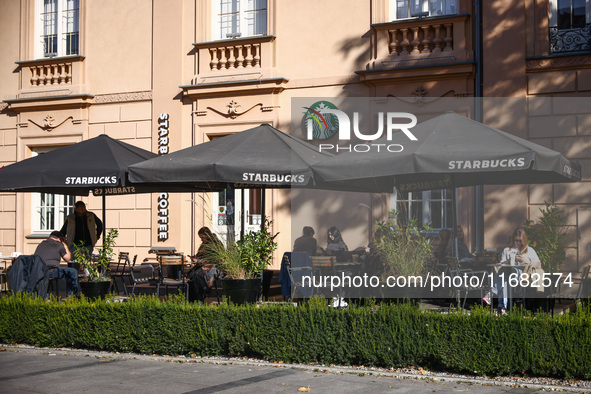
[60,201,103,255]
[293,226,318,256]
[8,255,49,297]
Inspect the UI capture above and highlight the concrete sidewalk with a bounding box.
[0,345,589,393]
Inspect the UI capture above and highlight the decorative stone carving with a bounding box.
[28,114,73,132]
[386,89,456,105]
[94,91,152,103]
[526,55,591,71]
[207,100,264,119]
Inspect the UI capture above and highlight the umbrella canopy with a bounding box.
[128,123,334,189]
[0,134,159,196]
[312,112,581,192]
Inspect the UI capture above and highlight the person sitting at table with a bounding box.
[323,226,348,256]
[363,228,385,275]
[293,226,318,257]
[34,230,79,297]
[434,228,452,266]
[483,227,541,314]
[446,225,475,264]
[187,227,224,301]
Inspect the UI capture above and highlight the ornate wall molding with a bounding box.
[204,100,276,119]
[386,89,457,105]
[28,115,73,132]
[526,54,591,72]
[0,102,8,111]
[93,91,152,103]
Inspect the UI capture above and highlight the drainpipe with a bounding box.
[474,0,485,252]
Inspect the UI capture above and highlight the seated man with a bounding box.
[35,230,79,297]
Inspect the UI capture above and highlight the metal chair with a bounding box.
[110,252,132,296]
[446,256,491,309]
[156,254,188,300]
[285,251,313,301]
[0,269,9,293]
[551,265,590,314]
[129,256,157,296]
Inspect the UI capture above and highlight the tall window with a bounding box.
[213,0,267,40]
[549,0,591,53]
[391,189,453,230]
[37,0,79,58]
[391,0,457,20]
[553,0,588,28]
[30,149,76,233]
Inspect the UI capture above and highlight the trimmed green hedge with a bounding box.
[1,294,590,379]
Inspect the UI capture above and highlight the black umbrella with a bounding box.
[312,111,581,258]
[128,123,334,189]
[0,134,163,233]
[313,111,581,192]
[0,134,159,195]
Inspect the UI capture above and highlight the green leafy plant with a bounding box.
[523,202,571,273]
[73,228,119,282]
[205,218,278,279]
[376,211,434,277]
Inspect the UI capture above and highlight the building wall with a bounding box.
[0,0,590,270]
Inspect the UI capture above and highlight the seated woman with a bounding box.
[324,226,348,256]
[446,225,475,264]
[484,228,541,314]
[187,227,224,301]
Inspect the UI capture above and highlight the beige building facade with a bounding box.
[0,0,590,272]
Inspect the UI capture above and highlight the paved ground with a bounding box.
[1,345,589,393]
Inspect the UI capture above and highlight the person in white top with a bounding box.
[484,228,541,314]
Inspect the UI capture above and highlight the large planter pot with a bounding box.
[79,280,111,300]
[261,269,273,299]
[221,278,261,304]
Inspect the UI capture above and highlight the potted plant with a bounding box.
[523,201,571,273]
[205,218,278,303]
[73,228,119,299]
[375,212,434,299]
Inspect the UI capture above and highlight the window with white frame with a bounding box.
[391,189,453,230]
[390,0,457,20]
[212,0,267,40]
[30,149,76,233]
[549,0,591,53]
[36,0,79,58]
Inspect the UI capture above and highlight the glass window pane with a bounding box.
[220,0,240,37]
[431,201,442,228]
[245,0,266,36]
[395,0,457,19]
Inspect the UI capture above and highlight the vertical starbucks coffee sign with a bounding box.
[157,113,170,241]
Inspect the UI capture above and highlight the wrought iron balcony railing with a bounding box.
[549,23,591,53]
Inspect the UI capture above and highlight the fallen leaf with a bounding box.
[297,387,311,392]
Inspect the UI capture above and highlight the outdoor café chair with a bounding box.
[550,265,590,315]
[110,252,132,296]
[129,256,158,297]
[156,254,188,300]
[286,251,313,301]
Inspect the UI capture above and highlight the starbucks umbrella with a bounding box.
[0,134,167,233]
[312,111,581,259]
[128,123,334,190]
[129,123,336,236]
[312,111,581,192]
